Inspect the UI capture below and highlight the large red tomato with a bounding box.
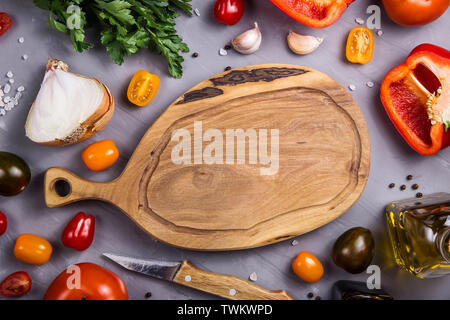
[44,263,128,300]
[382,0,449,26]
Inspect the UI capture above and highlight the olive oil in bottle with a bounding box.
[385,193,450,278]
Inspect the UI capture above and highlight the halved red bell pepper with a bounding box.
[380,44,450,156]
[269,0,354,28]
[62,212,95,251]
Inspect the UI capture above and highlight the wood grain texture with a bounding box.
[44,64,370,251]
[173,261,294,300]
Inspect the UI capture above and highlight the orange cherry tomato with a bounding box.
[44,263,128,300]
[14,234,53,265]
[81,139,119,172]
[382,0,449,26]
[127,70,160,107]
[346,27,374,64]
[291,251,324,283]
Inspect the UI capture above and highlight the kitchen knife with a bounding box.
[103,253,294,300]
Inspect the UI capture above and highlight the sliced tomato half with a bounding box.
[269,0,354,28]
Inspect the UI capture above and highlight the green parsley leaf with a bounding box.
[33,0,192,78]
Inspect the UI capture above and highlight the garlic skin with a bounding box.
[287,31,323,55]
[232,22,262,55]
[25,59,114,146]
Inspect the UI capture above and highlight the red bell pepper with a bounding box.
[380,44,450,156]
[62,212,95,251]
[269,0,354,28]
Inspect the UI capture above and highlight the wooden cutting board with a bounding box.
[44,64,370,251]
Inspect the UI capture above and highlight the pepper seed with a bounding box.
[407,175,413,180]
[400,185,406,191]
[388,183,395,189]
[192,52,199,58]
[307,292,314,299]
[225,66,231,71]
[145,292,152,298]
[416,192,423,198]
[412,184,419,190]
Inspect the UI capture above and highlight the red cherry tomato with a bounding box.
[62,212,95,251]
[0,271,32,297]
[0,211,7,236]
[213,0,244,25]
[0,13,12,37]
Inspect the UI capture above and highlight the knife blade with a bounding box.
[103,253,294,300]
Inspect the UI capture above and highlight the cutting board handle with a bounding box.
[44,167,116,208]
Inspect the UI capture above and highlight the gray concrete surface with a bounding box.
[0,0,449,300]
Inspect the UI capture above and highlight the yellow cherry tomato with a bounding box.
[81,139,119,172]
[127,70,160,107]
[14,234,53,265]
[291,251,324,283]
[346,27,374,64]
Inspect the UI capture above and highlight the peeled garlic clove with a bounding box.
[287,30,323,55]
[25,58,114,146]
[232,22,262,55]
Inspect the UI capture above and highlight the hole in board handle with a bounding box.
[53,179,71,197]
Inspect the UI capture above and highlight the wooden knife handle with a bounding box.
[173,261,294,300]
[44,167,115,208]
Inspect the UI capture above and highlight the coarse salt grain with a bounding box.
[18,37,24,43]
[194,8,200,16]
[17,86,25,92]
[22,54,28,61]
[348,84,356,91]
[3,96,11,103]
[6,71,13,78]
[366,81,374,88]
[377,30,383,36]
[8,79,14,84]
[291,239,299,246]
[0,109,5,116]
[219,48,228,56]
[3,84,10,94]
[249,272,258,282]
[355,18,365,25]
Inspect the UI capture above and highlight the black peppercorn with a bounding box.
[307,292,314,299]
[224,44,232,50]
[192,52,199,58]
[407,175,413,180]
[416,192,423,198]
[225,66,232,71]
[389,183,395,188]
[315,296,321,300]
[145,292,152,298]
[412,183,419,190]
[400,185,406,190]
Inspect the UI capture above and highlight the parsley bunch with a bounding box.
[33,0,192,78]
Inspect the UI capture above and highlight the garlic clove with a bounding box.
[25,58,114,146]
[287,30,323,55]
[232,22,262,55]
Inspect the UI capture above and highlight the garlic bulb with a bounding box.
[232,22,262,55]
[25,59,114,146]
[287,31,323,55]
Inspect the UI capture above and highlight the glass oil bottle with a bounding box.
[385,193,450,278]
